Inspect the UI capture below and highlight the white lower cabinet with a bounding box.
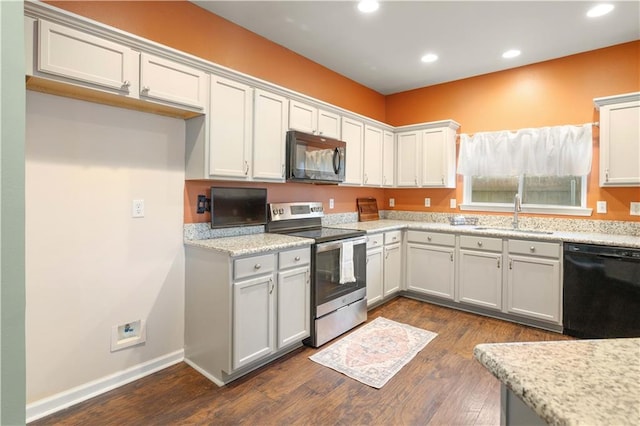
[233,273,276,369]
[383,240,402,297]
[406,230,455,300]
[458,235,503,311]
[185,245,310,385]
[366,230,403,307]
[506,240,561,323]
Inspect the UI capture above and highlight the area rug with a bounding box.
[309,317,438,388]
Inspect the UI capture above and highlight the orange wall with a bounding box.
[386,41,640,222]
[45,2,639,223]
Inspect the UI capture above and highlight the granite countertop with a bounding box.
[474,338,640,425]
[184,233,313,257]
[328,219,640,248]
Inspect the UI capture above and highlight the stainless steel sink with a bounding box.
[474,226,554,235]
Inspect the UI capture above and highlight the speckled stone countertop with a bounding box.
[328,219,640,248]
[184,233,313,257]
[474,338,640,426]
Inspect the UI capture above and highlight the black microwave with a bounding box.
[210,187,267,228]
[286,130,346,184]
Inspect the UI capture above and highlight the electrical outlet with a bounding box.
[596,201,607,214]
[450,199,457,209]
[424,198,431,207]
[389,198,395,207]
[132,199,144,218]
[631,202,640,216]
[329,198,334,209]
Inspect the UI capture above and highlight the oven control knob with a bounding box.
[278,208,285,214]
[272,209,278,216]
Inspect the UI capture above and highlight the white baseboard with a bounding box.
[183,358,225,387]
[26,349,184,423]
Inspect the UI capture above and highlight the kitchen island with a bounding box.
[474,338,640,425]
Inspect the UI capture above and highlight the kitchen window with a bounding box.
[458,124,593,216]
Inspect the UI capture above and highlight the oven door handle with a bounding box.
[316,236,367,253]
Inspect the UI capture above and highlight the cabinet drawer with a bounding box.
[407,230,455,246]
[367,233,384,249]
[279,247,310,269]
[460,235,502,252]
[234,253,275,280]
[384,230,402,245]
[508,239,560,258]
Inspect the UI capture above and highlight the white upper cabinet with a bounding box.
[397,120,459,188]
[382,131,395,187]
[363,125,384,186]
[253,89,289,181]
[341,117,365,185]
[139,52,207,111]
[595,92,640,187]
[421,126,457,188]
[36,19,139,96]
[396,131,421,187]
[209,76,253,179]
[289,100,341,138]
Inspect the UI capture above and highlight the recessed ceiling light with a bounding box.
[421,53,438,63]
[358,0,379,13]
[502,49,521,59]
[587,4,614,18]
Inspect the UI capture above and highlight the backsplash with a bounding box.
[184,210,639,240]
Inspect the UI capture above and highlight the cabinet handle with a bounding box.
[306,270,310,284]
[441,175,445,184]
[141,85,150,93]
[392,237,397,241]
[244,161,249,175]
[383,176,387,185]
[414,177,418,185]
[281,164,285,178]
[605,169,609,182]
[427,236,432,241]
[254,263,261,270]
[497,258,501,269]
[385,251,389,260]
[269,278,274,294]
[530,246,536,252]
[364,174,368,183]
[366,257,369,264]
[477,241,483,247]
[294,256,301,261]
[450,253,454,262]
[121,80,131,91]
[509,258,513,269]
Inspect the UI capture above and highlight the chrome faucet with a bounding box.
[512,193,522,229]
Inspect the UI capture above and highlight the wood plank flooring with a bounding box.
[31,297,572,425]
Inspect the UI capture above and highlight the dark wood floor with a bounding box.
[32,297,572,425]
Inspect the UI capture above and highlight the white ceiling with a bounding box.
[191,1,639,95]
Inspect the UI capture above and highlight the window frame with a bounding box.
[459,174,593,216]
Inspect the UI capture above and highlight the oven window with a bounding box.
[315,243,366,306]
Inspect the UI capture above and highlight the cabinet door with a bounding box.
[209,76,253,178]
[599,100,640,186]
[382,131,395,187]
[277,266,310,348]
[406,243,455,299]
[37,20,138,95]
[421,129,455,188]
[341,117,364,185]
[363,125,383,186]
[458,250,503,310]
[383,243,402,297]
[139,52,207,110]
[366,247,384,306]
[507,255,561,323]
[253,89,288,181]
[289,100,317,134]
[396,131,420,187]
[317,109,341,139]
[233,274,275,370]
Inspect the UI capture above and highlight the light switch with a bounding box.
[631,202,640,216]
[389,198,395,207]
[450,199,457,209]
[424,198,431,207]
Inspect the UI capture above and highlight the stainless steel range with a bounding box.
[267,202,367,347]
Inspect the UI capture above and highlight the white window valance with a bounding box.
[458,124,593,177]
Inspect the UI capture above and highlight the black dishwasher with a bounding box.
[563,243,640,338]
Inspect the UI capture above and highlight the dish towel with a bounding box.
[340,241,356,284]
